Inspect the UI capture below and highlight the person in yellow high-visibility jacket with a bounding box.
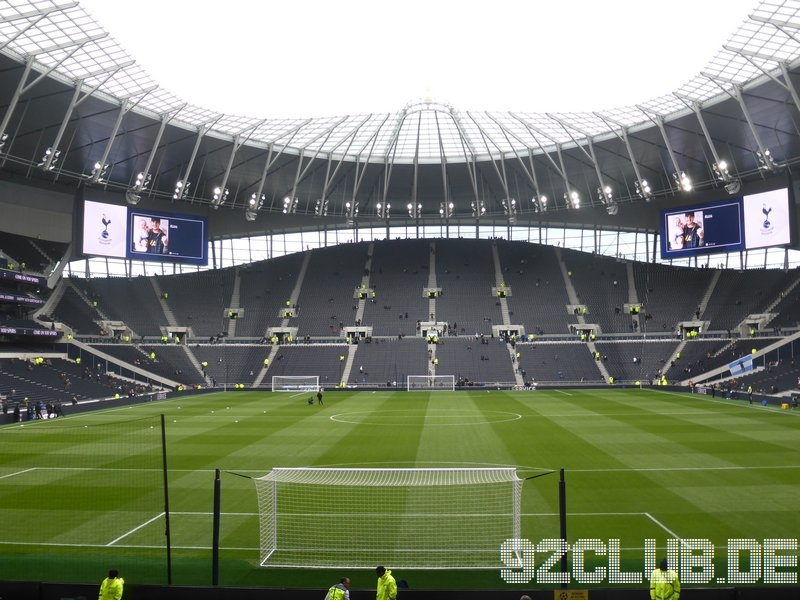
[376,566,397,600]
[650,558,680,600]
[98,569,124,600]
[324,577,351,600]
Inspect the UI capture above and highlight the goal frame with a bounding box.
[271,375,320,392]
[406,374,455,391]
[253,467,522,569]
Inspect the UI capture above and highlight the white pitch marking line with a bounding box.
[0,467,36,480]
[106,512,165,546]
[645,512,690,549]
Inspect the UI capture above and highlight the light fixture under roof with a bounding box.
[246,192,265,221]
[564,190,580,209]
[713,160,729,181]
[38,147,61,171]
[212,186,229,209]
[282,196,299,214]
[673,172,692,192]
[132,171,151,192]
[173,180,191,200]
[376,202,391,220]
[314,198,329,217]
[635,179,652,201]
[345,201,359,225]
[757,149,777,171]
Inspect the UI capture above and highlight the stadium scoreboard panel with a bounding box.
[81,199,208,265]
[660,186,794,260]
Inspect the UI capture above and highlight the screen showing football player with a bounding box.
[146,217,169,254]
[682,211,704,248]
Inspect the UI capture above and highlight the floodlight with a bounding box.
[635,179,652,201]
[173,180,191,200]
[38,147,61,170]
[673,171,692,192]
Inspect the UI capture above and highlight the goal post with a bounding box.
[271,375,320,392]
[407,374,455,391]
[253,467,522,569]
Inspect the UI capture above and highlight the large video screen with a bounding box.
[82,200,128,259]
[81,200,208,265]
[660,187,793,259]
[741,188,793,250]
[128,210,207,263]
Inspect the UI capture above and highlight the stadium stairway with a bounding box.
[252,344,281,388]
[554,247,580,306]
[586,339,610,382]
[342,343,357,387]
[491,242,524,385]
[291,251,312,309]
[625,261,642,331]
[697,269,721,318]
[428,241,437,321]
[354,242,374,325]
[555,247,610,382]
[180,344,207,382]
[762,272,800,317]
[662,270,721,378]
[491,242,512,326]
[226,267,242,338]
[28,238,56,270]
[506,341,524,386]
[278,251,311,334]
[69,279,110,323]
[626,261,639,305]
[33,277,67,322]
[149,277,177,328]
[70,338,180,389]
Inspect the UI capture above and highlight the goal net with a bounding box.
[253,467,522,569]
[407,374,455,391]
[271,375,320,392]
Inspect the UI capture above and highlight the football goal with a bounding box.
[253,467,522,569]
[407,374,455,391]
[271,375,319,392]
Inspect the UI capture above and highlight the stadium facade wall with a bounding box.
[0,179,73,242]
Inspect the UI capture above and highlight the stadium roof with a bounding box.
[1,0,800,235]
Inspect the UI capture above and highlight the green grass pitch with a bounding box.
[1,388,798,591]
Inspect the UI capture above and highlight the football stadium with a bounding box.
[1,2,800,599]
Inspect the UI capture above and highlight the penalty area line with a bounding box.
[0,467,37,480]
[106,512,165,546]
[645,512,689,549]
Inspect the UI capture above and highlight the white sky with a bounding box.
[79,0,761,119]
